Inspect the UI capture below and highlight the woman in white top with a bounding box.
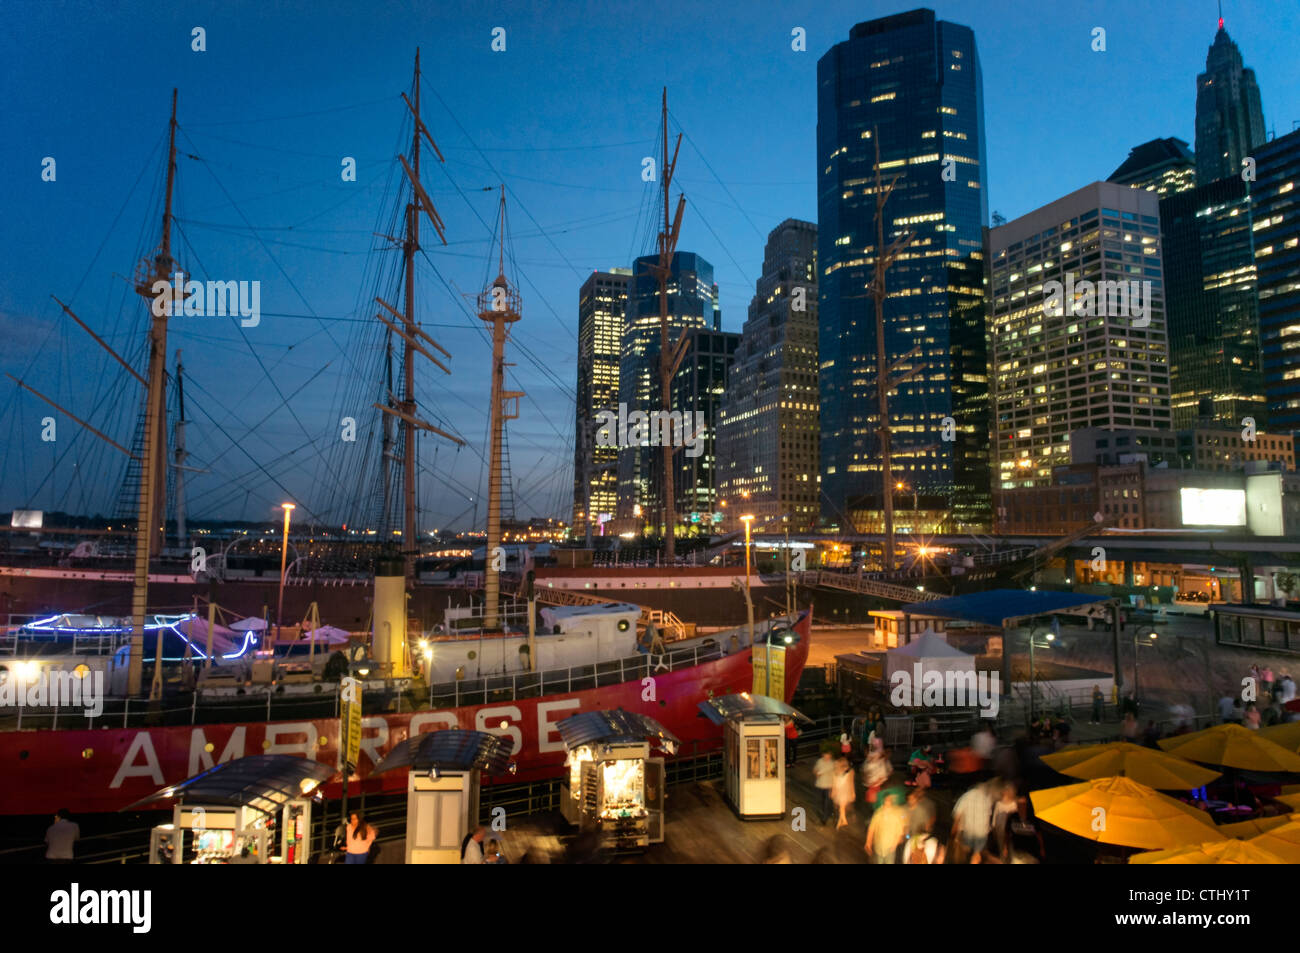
[831,757,856,830]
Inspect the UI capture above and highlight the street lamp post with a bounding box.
[1132,627,1158,705]
[1028,626,1055,724]
[277,503,295,644]
[742,514,756,685]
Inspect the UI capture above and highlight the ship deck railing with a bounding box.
[0,639,734,731]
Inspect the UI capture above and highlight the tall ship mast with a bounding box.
[477,189,524,629]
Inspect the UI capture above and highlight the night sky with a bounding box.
[2,0,1296,530]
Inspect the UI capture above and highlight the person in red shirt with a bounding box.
[785,719,799,765]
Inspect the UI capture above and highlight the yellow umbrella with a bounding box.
[1158,723,1300,772]
[1041,742,1220,789]
[1130,839,1286,864]
[1259,721,1300,752]
[1031,776,1224,850]
[1218,813,1292,838]
[1247,818,1300,862]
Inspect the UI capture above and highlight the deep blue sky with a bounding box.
[2,0,1297,530]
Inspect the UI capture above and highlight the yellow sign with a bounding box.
[752,644,786,699]
[341,676,362,767]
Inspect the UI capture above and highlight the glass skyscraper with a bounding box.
[614,251,720,534]
[1253,129,1300,433]
[816,9,989,534]
[573,268,630,538]
[716,219,820,534]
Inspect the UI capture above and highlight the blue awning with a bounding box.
[900,589,1111,627]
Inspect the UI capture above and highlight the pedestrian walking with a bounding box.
[1121,712,1139,742]
[831,756,856,830]
[1244,702,1262,730]
[903,805,945,865]
[1261,665,1275,699]
[44,809,79,864]
[813,752,835,825]
[1090,684,1104,724]
[785,719,799,766]
[861,745,891,817]
[950,780,997,864]
[1280,673,1296,703]
[864,790,906,864]
[344,812,376,865]
[460,825,486,864]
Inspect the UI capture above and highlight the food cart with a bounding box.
[699,693,811,820]
[558,709,678,850]
[128,754,333,864]
[370,729,516,864]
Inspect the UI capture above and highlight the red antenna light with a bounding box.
[1218,16,1224,29]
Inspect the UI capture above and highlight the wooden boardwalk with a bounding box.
[376,758,965,864]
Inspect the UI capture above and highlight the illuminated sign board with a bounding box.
[1180,488,1246,527]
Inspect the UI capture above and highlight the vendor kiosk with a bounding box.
[699,693,810,820]
[370,729,515,864]
[129,754,333,865]
[558,709,678,850]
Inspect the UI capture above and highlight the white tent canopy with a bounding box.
[230,616,268,632]
[883,629,976,682]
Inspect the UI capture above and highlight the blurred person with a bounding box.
[44,809,79,864]
[785,718,799,766]
[1121,712,1139,741]
[950,779,997,863]
[972,724,996,763]
[1218,691,1236,723]
[811,847,835,864]
[1244,701,1261,730]
[1141,719,1160,748]
[761,835,792,864]
[990,783,1018,858]
[831,756,856,829]
[864,791,906,864]
[484,839,508,864]
[814,751,835,825]
[1090,684,1104,724]
[861,745,891,816]
[1004,795,1046,863]
[903,807,944,865]
[906,787,935,839]
[1261,665,1275,699]
[1279,673,1296,703]
[460,824,486,864]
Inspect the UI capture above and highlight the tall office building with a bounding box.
[672,327,740,531]
[573,268,630,538]
[614,251,720,534]
[1253,129,1300,433]
[716,219,820,533]
[1157,177,1265,428]
[817,9,990,534]
[1194,19,1266,183]
[1110,138,1197,197]
[988,182,1171,493]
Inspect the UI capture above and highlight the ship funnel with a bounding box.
[373,556,408,677]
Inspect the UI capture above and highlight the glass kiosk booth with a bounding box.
[129,754,334,865]
[557,709,678,850]
[699,693,810,820]
[369,729,516,864]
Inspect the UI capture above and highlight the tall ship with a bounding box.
[0,58,811,816]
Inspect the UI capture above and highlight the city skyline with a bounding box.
[3,1,1299,528]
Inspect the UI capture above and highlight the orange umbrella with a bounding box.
[1158,723,1300,772]
[1129,839,1286,864]
[1041,742,1219,789]
[1031,776,1223,850]
[1217,814,1292,838]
